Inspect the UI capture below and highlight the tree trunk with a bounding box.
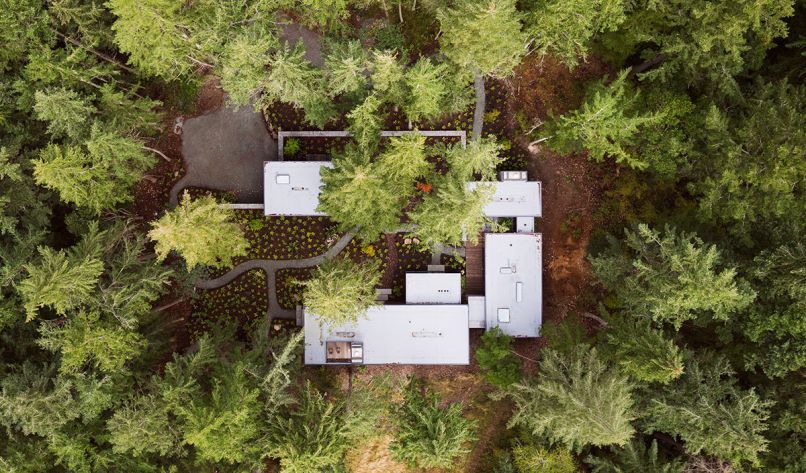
[630,53,666,76]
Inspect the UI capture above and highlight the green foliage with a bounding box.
[33,88,94,140]
[390,378,477,469]
[600,317,684,384]
[370,50,406,106]
[443,138,502,181]
[539,314,593,356]
[33,126,154,213]
[149,192,249,271]
[17,244,103,321]
[408,175,494,247]
[301,256,382,327]
[687,80,806,237]
[512,444,577,473]
[545,71,665,169]
[404,58,450,123]
[347,94,383,153]
[585,438,684,473]
[438,0,527,78]
[643,356,772,468]
[522,0,626,68]
[376,131,431,195]
[107,393,181,457]
[742,243,806,377]
[589,224,755,329]
[606,0,794,95]
[219,31,277,106]
[284,137,301,157]
[475,327,521,388]
[37,311,146,375]
[324,40,369,97]
[318,146,402,241]
[509,347,635,450]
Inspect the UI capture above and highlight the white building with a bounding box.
[263,161,331,216]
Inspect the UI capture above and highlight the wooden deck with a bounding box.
[465,234,485,295]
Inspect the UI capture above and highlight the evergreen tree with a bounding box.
[545,70,665,169]
[522,0,627,68]
[219,31,277,106]
[370,50,406,107]
[390,377,477,469]
[443,138,501,181]
[148,192,249,271]
[509,347,636,450]
[347,94,383,153]
[601,317,684,384]
[408,175,494,247]
[513,445,577,473]
[318,146,403,241]
[33,126,154,213]
[107,393,182,458]
[643,356,772,468]
[589,225,755,329]
[687,80,806,238]
[438,0,527,78]
[375,131,431,196]
[742,243,806,377]
[33,88,94,140]
[475,327,521,388]
[324,39,369,97]
[585,438,685,473]
[403,58,450,123]
[301,256,382,327]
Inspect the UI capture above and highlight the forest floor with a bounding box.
[133,51,611,472]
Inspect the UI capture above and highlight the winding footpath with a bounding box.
[195,232,355,319]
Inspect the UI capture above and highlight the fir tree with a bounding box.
[301,256,382,327]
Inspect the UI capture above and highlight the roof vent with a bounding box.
[276,174,290,184]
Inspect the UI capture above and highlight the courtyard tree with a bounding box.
[318,146,403,241]
[586,438,685,473]
[324,40,369,97]
[522,0,627,68]
[347,94,383,153]
[544,70,665,169]
[301,256,381,327]
[438,0,527,78]
[375,131,430,195]
[390,377,477,469]
[589,224,755,329]
[443,138,501,181]
[403,58,450,124]
[219,31,277,106]
[509,347,636,449]
[408,175,494,247]
[148,192,249,271]
[370,50,406,107]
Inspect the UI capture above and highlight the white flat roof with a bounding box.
[484,233,542,337]
[468,181,542,217]
[406,273,462,304]
[264,161,332,216]
[304,305,470,365]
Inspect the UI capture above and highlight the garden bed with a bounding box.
[190,269,267,339]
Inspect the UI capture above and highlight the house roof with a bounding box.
[263,161,332,216]
[304,305,470,365]
[467,181,542,217]
[405,273,462,304]
[484,233,542,337]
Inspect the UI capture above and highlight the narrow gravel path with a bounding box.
[195,232,355,319]
[472,72,486,141]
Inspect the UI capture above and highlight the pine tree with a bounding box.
[437,0,527,78]
[375,131,431,195]
[302,256,381,327]
[589,225,755,329]
[370,50,406,107]
[443,138,501,181]
[509,347,636,450]
[33,88,94,140]
[643,356,772,468]
[389,377,477,469]
[545,70,665,169]
[107,393,182,457]
[218,30,276,106]
[148,192,249,271]
[347,94,383,153]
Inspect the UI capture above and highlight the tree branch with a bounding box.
[51,29,135,74]
[142,146,172,162]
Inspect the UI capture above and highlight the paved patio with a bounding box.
[169,104,276,205]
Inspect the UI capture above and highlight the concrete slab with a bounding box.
[171,105,276,205]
